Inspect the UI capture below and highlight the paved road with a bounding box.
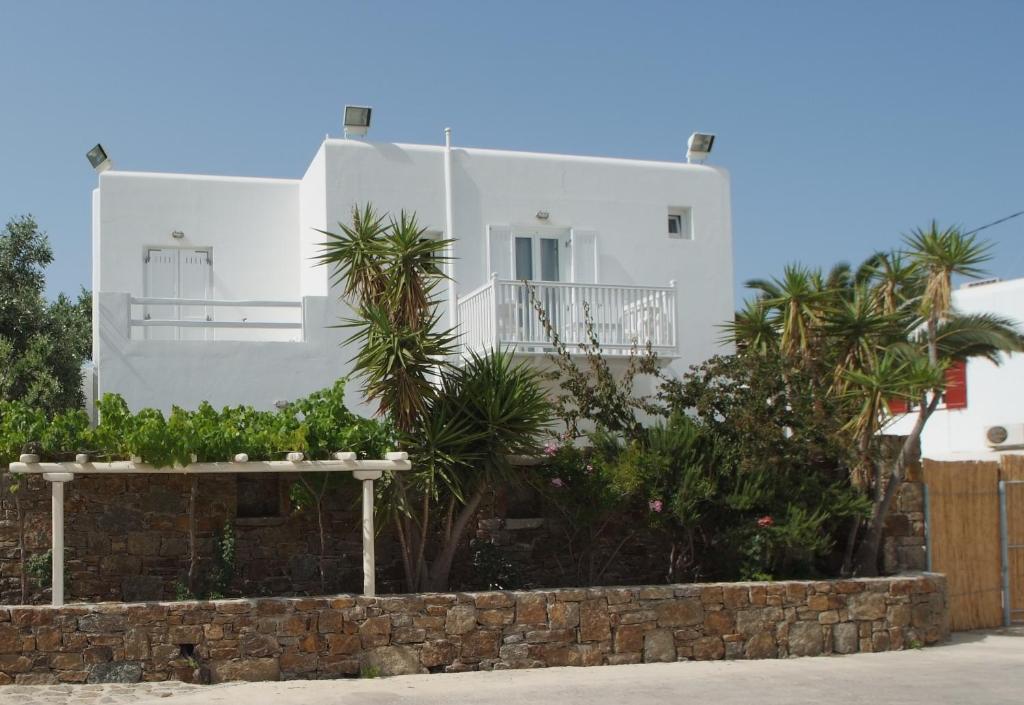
[5,631,1022,705]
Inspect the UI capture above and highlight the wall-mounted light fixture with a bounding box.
[343,105,373,138]
[535,210,550,221]
[171,230,185,239]
[86,144,112,173]
[686,132,716,164]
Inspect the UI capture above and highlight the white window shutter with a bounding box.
[487,225,513,279]
[570,229,598,284]
[145,248,178,298]
[178,249,212,340]
[179,249,211,300]
[143,248,179,340]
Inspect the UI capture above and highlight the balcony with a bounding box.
[457,279,677,357]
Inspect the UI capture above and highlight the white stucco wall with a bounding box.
[320,140,734,379]
[887,278,1024,459]
[93,138,734,415]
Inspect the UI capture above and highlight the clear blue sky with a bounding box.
[2,0,1022,303]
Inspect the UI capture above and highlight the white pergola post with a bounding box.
[353,469,383,597]
[41,470,74,607]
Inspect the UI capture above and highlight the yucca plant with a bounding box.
[318,205,551,591]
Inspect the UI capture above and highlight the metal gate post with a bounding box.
[924,484,932,572]
[999,480,1010,627]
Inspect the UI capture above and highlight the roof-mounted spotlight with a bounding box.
[86,143,112,173]
[686,132,715,164]
[343,105,372,138]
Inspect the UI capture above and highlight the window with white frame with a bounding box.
[667,207,693,240]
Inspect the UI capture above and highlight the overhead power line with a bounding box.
[964,210,1024,236]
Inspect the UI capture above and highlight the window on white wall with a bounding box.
[143,247,212,340]
[668,207,693,240]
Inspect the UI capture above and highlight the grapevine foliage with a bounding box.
[0,380,392,468]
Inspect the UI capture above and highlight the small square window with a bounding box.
[667,208,693,240]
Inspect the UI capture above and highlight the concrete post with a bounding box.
[354,470,383,597]
[42,472,74,606]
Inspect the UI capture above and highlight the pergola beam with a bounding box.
[11,453,410,605]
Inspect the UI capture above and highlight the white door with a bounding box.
[144,248,212,340]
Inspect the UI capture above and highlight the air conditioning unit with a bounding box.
[984,423,1024,449]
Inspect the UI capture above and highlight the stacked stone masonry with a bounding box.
[0,574,947,685]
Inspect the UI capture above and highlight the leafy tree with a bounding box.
[0,215,91,414]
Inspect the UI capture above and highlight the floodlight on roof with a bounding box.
[686,132,716,163]
[86,144,112,173]
[343,105,373,137]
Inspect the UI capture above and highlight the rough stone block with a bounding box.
[86,661,143,684]
[787,621,823,657]
[692,636,725,660]
[847,592,887,621]
[461,630,501,660]
[656,599,703,627]
[446,605,477,635]
[745,631,777,659]
[474,593,514,609]
[579,599,611,642]
[326,633,360,656]
[613,624,645,654]
[420,639,456,668]
[361,646,427,676]
[643,629,676,663]
[547,602,579,630]
[209,658,280,683]
[832,622,858,654]
[703,609,735,636]
[515,595,547,625]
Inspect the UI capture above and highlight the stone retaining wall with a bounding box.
[0,574,947,685]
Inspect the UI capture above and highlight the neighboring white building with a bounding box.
[887,277,1024,460]
[91,134,734,416]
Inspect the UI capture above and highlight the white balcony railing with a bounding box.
[129,297,302,341]
[457,278,677,357]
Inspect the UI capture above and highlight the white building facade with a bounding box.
[887,277,1024,460]
[91,137,734,416]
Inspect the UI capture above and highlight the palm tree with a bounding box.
[730,223,1023,576]
[848,225,1020,574]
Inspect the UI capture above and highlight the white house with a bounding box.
[90,130,734,416]
[887,277,1024,460]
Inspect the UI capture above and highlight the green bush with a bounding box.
[0,379,392,468]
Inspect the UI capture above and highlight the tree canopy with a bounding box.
[0,215,91,414]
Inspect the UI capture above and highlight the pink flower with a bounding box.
[543,442,558,457]
[551,478,565,488]
[648,499,664,513]
[757,515,774,528]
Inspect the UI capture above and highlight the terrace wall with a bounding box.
[0,574,947,685]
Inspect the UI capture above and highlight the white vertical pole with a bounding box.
[42,472,73,607]
[999,480,1010,627]
[354,470,383,597]
[52,481,63,606]
[444,128,458,332]
[491,273,499,350]
[362,479,374,597]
